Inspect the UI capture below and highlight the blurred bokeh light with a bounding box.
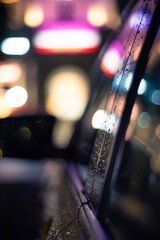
[138,112,151,129]
[0,62,22,84]
[0,89,12,118]
[87,4,108,27]
[1,0,20,3]
[137,78,147,95]
[45,66,89,121]
[1,37,30,55]
[129,11,151,30]
[151,89,160,105]
[101,41,123,77]
[5,86,28,108]
[92,109,106,129]
[24,3,44,28]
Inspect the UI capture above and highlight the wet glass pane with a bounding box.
[107,27,160,240]
[84,0,158,213]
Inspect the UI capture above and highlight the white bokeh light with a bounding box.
[92,109,118,134]
[5,86,28,108]
[137,78,147,95]
[92,110,106,129]
[1,37,30,55]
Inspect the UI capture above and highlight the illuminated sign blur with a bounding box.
[33,23,101,54]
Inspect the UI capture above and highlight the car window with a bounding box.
[107,27,160,240]
[84,0,160,215]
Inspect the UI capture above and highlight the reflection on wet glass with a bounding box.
[125,102,140,141]
[106,94,125,117]
[112,72,133,92]
[129,10,151,30]
[130,102,140,121]
[92,110,107,130]
[84,0,157,213]
[101,41,123,77]
[92,109,119,134]
[108,24,160,238]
